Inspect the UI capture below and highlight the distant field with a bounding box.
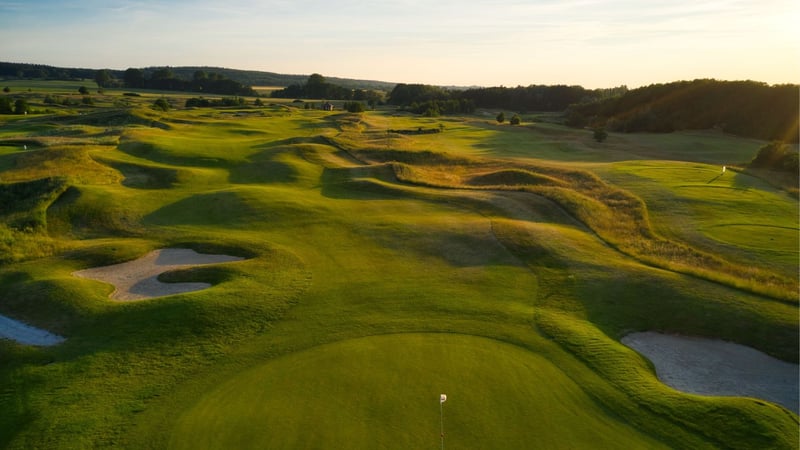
[0,81,797,449]
[252,85,284,95]
[1,79,99,93]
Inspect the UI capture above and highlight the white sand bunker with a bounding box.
[623,332,799,414]
[0,314,65,346]
[73,248,244,301]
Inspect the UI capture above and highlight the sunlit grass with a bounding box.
[1,83,796,450]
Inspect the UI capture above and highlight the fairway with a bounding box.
[169,333,669,450]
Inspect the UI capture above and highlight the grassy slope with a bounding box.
[0,87,797,449]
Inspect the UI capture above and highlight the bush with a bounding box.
[510,114,521,125]
[750,142,799,172]
[152,98,170,111]
[593,127,608,143]
[343,101,366,113]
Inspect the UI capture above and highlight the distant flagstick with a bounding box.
[440,394,447,450]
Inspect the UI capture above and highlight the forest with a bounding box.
[565,79,799,142]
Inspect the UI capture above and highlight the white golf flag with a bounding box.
[440,394,447,403]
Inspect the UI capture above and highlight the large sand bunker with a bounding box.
[73,248,244,301]
[622,332,799,414]
[0,314,65,346]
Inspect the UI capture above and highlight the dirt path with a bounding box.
[0,314,65,346]
[622,331,799,414]
[73,248,244,301]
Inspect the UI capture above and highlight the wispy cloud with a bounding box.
[0,0,796,87]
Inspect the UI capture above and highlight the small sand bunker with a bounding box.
[0,314,65,346]
[622,332,799,413]
[73,248,244,301]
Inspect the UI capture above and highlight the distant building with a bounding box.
[322,102,335,111]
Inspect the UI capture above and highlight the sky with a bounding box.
[1,0,798,88]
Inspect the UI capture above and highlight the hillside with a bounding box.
[565,79,799,142]
[0,61,398,92]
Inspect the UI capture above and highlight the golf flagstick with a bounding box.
[440,394,447,450]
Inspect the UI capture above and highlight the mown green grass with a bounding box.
[596,160,799,278]
[1,82,797,449]
[168,333,671,450]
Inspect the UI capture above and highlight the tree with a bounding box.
[193,70,209,81]
[78,86,89,95]
[14,99,28,114]
[496,112,505,123]
[0,97,12,114]
[192,70,209,91]
[124,68,145,88]
[2,86,9,93]
[510,114,521,125]
[593,127,608,143]
[306,73,328,99]
[95,69,113,88]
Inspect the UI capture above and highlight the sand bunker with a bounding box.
[73,248,244,301]
[622,332,799,413]
[0,314,65,346]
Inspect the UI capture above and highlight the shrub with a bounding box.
[750,142,799,172]
[152,98,170,111]
[343,101,366,113]
[510,114,521,125]
[593,127,608,143]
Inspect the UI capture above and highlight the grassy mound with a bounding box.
[466,168,566,187]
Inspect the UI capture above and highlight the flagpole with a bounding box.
[439,394,446,450]
[440,399,444,450]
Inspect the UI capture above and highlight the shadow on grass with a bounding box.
[319,165,407,200]
[144,191,255,226]
[228,149,298,184]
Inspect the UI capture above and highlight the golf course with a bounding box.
[1,80,798,449]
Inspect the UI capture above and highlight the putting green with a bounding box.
[169,333,668,449]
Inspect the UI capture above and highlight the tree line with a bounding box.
[0,62,256,96]
[388,80,798,142]
[387,83,624,115]
[565,79,799,142]
[271,74,383,106]
[0,62,96,80]
[116,68,256,96]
